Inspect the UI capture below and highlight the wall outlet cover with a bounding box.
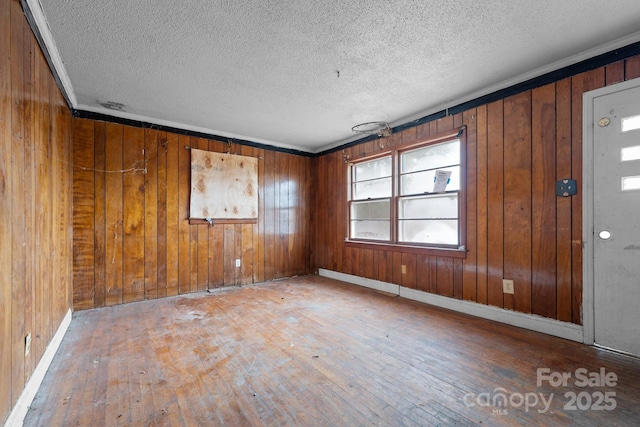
[502,279,515,294]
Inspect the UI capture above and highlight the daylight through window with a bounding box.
[348,132,464,249]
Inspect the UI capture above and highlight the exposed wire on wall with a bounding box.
[30,146,147,174]
[75,163,147,174]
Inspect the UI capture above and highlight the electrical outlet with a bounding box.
[235,259,241,268]
[25,333,32,357]
[401,265,407,274]
[502,279,514,294]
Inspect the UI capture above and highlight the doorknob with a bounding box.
[599,230,612,240]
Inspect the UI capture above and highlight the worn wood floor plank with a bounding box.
[26,275,640,427]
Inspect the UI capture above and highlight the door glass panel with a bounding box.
[621,146,640,162]
[621,175,640,191]
[621,114,640,132]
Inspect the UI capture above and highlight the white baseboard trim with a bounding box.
[318,269,584,343]
[4,308,72,427]
[319,269,400,295]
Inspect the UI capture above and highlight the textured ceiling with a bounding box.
[31,0,640,153]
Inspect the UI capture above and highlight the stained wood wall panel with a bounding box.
[555,78,573,323]
[531,83,557,319]
[72,122,314,309]
[1,0,74,423]
[313,56,640,324]
[502,92,532,314]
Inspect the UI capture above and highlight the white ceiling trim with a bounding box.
[76,103,311,153]
[25,0,77,107]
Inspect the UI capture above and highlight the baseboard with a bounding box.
[4,309,72,427]
[318,269,584,343]
[319,269,400,295]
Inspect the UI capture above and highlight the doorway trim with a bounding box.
[582,76,640,347]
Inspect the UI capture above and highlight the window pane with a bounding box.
[399,219,458,245]
[351,220,390,240]
[401,166,460,194]
[351,200,390,220]
[622,115,640,133]
[621,145,640,162]
[353,156,392,181]
[401,140,460,173]
[622,175,640,191]
[353,177,392,199]
[399,194,458,219]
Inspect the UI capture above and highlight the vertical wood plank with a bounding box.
[278,152,289,278]
[531,84,557,319]
[453,258,463,300]
[263,149,276,280]
[502,92,532,314]
[122,126,145,303]
[416,255,430,293]
[22,24,35,377]
[436,257,454,297]
[401,253,417,289]
[462,109,477,301]
[475,105,489,305]
[377,251,390,284]
[240,146,255,284]
[93,122,107,307]
[144,129,158,299]
[335,151,346,273]
[0,0,12,415]
[156,131,168,298]
[605,61,625,86]
[392,252,402,285]
[363,249,374,280]
[255,148,265,283]
[624,56,640,79]
[43,57,55,340]
[486,100,504,308]
[177,137,191,293]
[223,225,236,285]
[105,123,124,306]
[555,78,573,322]
[165,133,179,296]
[11,6,28,399]
[196,138,209,291]
[72,119,95,309]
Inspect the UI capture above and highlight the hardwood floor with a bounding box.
[25,275,640,426]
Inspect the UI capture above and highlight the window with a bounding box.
[348,131,464,251]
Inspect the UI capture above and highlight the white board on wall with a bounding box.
[189,149,258,220]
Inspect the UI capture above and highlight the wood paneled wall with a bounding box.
[0,0,74,424]
[72,120,314,310]
[314,56,640,325]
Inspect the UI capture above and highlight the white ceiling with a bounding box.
[30,0,640,153]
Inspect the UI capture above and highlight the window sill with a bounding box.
[344,239,467,259]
